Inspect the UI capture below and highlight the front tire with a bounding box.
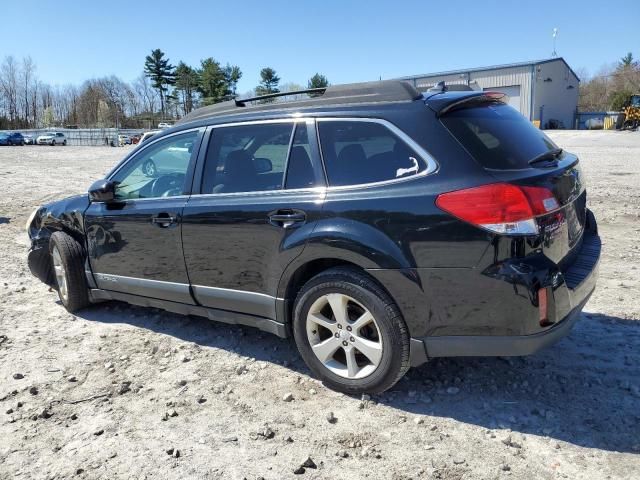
[49,232,90,313]
[293,267,410,394]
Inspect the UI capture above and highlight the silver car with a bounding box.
[37,132,67,146]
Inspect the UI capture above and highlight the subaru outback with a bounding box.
[26,81,600,394]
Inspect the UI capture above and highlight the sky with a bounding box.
[2,0,638,93]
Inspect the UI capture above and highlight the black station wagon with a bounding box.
[26,81,600,393]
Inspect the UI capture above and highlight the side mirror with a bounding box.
[253,157,273,174]
[88,179,116,203]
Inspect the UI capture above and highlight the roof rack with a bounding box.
[176,80,422,125]
[234,88,327,107]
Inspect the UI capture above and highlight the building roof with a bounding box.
[177,80,422,125]
[398,57,580,82]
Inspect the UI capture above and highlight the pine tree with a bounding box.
[144,49,175,117]
[255,67,280,102]
[307,73,329,97]
[174,62,200,115]
[223,64,242,99]
[198,58,227,105]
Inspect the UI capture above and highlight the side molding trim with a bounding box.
[93,273,194,304]
[89,289,287,337]
[192,285,282,320]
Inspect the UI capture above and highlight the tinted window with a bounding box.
[111,131,197,200]
[285,123,318,190]
[441,103,558,170]
[318,121,426,186]
[202,123,293,194]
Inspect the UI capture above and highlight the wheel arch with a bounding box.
[277,256,397,328]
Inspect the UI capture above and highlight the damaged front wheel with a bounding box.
[49,232,90,313]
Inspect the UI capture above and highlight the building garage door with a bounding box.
[484,85,521,113]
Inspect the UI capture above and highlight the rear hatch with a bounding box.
[432,93,586,266]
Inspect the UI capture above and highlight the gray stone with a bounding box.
[326,411,337,424]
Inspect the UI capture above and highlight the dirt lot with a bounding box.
[1,131,639,480]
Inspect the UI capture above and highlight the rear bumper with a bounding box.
[415,292,591,360]
[408,226,600,365]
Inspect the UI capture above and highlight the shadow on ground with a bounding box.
[76,303,640,454]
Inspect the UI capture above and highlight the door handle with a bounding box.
[268,210,306,228]
[151,213,177,228]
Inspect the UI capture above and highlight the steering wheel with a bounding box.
[150,173,185,197]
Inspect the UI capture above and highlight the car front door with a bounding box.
[181,119,325,320]
[84,128,203,303]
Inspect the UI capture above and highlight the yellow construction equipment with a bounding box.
[617,95,640,130]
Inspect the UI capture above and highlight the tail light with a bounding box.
[435,183,559,235]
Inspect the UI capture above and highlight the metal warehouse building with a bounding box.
[400,57,580,129]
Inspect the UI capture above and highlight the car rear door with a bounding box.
[181,119,325,320]
[84,128,203,303]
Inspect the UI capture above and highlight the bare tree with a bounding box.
[0,56,19,127]
[134,73,158,114]
[20,57,36,127]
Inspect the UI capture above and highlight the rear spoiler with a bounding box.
[424,91,507,117]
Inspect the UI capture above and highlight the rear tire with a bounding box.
[49,232,90,313]
[292,267,410,394]
[62,140,67,146]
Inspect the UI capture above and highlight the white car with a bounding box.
[37,132,66,146]
[118,134,131,146]
[157,122,173,129]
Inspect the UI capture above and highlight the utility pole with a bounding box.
[552,28,558,57]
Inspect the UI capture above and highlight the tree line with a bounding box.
[578,52,640,112]
[0,49,329,130]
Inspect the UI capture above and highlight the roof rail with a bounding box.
[176,80,422,125]
[235,88,327,107]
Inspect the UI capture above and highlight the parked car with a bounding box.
[0,132,10,146]
[158,122,172,129]
[23,134,35,145]
[131,134,141,145]
[26,80,600,394]
[118,134,132,146]
[5,132,26,145]
[37,132,67,145]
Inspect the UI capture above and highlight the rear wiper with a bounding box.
[528,148,563,166]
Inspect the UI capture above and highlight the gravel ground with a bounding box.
[0,131,639,480]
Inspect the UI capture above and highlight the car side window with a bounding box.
[201,123,293,194]
[317,120,427,187]
[111,131,198,200]
[285,123,318,190]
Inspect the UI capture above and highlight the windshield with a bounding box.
[441,103,559,170]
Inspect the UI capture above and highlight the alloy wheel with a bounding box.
[52,246,68,302]
[306,293,383,379]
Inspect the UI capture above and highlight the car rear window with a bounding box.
[440,103,559,170]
